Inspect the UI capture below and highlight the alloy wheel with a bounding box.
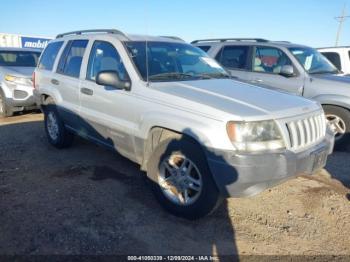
[158,154,202,206]
[326,114,346,141]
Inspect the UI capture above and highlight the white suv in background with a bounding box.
[318,46,350,75]
[34,29,334,219]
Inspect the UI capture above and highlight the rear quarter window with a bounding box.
[321,52,342,70]
[197,46,211,52]
[38,41,64,71]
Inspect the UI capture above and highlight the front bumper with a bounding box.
[206,128,335,198]
[2,82,38,111]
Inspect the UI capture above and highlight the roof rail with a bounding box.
[56,29,128,39]
[318,46,350,49]
[159,36,185,41]
[191,38,269,44]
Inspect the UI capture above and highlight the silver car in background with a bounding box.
[0,47,41,117]
[193,39,350,150]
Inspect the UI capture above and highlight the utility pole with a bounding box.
[335,4,349,46]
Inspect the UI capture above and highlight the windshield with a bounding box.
[289,47,338,74]
[0,51,40,67]
[125,41,230,82]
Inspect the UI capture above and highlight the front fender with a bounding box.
[138,111,219,149]
[311,94,350,110]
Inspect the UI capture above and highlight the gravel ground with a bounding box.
[0,113,349,257]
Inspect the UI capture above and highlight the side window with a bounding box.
[197,46,211,52]
[253,46,292,74]
[57,40,88,78]
[321,52,342,70]
[216,46,249,70]
[87,41,128,81]
[38,41,63,71]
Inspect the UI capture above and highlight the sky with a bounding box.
[1,0,350,48]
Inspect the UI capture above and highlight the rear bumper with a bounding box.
[206,128,335,198]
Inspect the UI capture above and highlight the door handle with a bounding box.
[51,79,60,85]
[80,87,93,96]
[253,79,263,83]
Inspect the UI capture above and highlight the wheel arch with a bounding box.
[312,94,350,111]
[140,126,209,172]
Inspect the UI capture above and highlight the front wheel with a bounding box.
[147,137,222,220]
[0,92,13,118]
[323,105,350,151]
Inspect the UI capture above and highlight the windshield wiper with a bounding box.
[196,72,231,79]
[148,72,195,81]
[309,70,339,75]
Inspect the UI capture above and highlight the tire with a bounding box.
[0,92,14,118]
[147,137,222,220]
[44,100,74,149]
[323,105,350,151]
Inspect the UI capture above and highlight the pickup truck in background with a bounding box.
[318,46,350,76]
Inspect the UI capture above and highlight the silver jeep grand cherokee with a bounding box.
[34,30,334,219]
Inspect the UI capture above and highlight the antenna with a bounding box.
[335,4,349,46]
[144,0,150,87]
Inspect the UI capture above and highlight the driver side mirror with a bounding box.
[279,65,295,77]
[96,70,131,91]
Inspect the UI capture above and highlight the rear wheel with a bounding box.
[147,137,222,220]
[323,105,350,151]
[44,100,74,149]
[0,92,13,118]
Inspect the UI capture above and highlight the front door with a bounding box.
[248,46,305,95]
[79,40,137,159]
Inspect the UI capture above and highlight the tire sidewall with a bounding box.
[44,104,66,147]
[0,90,12,118]
[147,137,221,219]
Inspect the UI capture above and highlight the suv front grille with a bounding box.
[286,113,326,151]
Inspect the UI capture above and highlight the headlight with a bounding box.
[226,120,285,152]
[5,75,32,86]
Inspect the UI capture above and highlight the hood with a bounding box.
[149,79,320,121]
[311,73,350,85]
[0,66,35,78]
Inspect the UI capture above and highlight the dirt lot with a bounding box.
[0,113,349,257]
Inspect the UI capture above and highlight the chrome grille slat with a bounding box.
[286,113,325,151]
[314,115,320,139]
[297,120,305,147]
[304,119,311,145]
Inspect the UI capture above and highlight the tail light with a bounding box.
[32,72,36,89]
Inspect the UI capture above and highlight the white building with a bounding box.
[0,33,52,49]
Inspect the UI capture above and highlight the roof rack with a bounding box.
[318,46,350,49]
[56,29,129,39]
[159,36,185,41]
[191,38,269,44]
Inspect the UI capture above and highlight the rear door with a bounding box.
[215,45,252,80]
[248,46,305,95]
[54,39,88,128]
